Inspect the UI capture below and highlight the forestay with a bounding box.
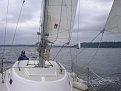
[44,0,78,45]
[104,0,121,32]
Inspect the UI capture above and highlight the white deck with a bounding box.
[13,60,65,82]
[0,60,88,91]
[0,73,83,91]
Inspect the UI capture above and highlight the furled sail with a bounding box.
[44,0,78,45]
[104,0,121,32]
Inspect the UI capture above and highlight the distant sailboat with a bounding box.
[77,41,81,49]
[0,0,88,91]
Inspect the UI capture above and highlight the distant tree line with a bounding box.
[0,45,36,47]
[73,42,121,48]
[1,42,121,48]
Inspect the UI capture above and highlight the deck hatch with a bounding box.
[24,68,57,76]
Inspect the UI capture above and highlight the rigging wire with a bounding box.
[87,32,104,66]
[69,48,73,72]
[68,0,103,74]
[52,43,68,61]
[86,31,119,90]
[1,0,10,83]
[1,0,10,59]
[89,68,106,81]
[68,30,103,90]
[11,0,25,45]
[70,0,73,42]
[68,0,73,43]
[77,31,103,56]
[3,0,9,54]
[65,0,71,43]
[69,0,74,72]
[87,32,104,90]
[71,31,102,65]
[8,0,25,79]
[7,0,25,71]
[75,0,80,65]
[77,0,80,45]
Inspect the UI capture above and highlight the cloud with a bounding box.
[73,0,113,32]
[1,0,42,22]
[0,0,121,45]
[71,0,121,44]
[0,0,42,45]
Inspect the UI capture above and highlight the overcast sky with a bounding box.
[0,0,121,45]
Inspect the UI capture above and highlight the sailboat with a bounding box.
[0,0,88,91]
[77,41,81,49]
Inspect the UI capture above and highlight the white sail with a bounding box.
[44,0,78,45]
[104,0,121,32]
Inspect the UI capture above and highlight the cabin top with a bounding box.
[13,60,66,82]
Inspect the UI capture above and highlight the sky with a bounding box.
[0,0,121,45]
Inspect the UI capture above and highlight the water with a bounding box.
[0,47,121,91]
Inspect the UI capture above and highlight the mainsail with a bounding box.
[44,0,78,45]
[104,0,121,32]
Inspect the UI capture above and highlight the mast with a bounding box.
[38,0,47,68]
[37,0,78,67]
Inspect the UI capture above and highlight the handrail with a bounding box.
[56,62,63,73]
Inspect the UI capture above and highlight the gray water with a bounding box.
[0,47,121,91]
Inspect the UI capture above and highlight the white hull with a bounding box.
[0,60,88,91]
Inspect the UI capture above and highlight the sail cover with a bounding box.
[104,0,121,32]
[44,0,78,45]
